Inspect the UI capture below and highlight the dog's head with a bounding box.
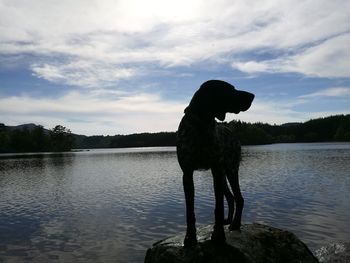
[185,80,255,121]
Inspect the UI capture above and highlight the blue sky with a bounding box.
[0,0,349,135]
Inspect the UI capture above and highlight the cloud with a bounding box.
[299,87,350,98]
[232,33,350,78]
[1,0,350,88]
[31,60,136,88]
[230,99,306,124]
[1,0,349,134]
[0,90,186,135]
[289,34,350,78]
[228,96,350,126]
[232,60,280,74]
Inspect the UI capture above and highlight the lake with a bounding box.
[0,143,349,262]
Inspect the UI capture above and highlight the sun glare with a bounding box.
[119,0,200,22]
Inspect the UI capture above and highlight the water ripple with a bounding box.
[0,143,350,262]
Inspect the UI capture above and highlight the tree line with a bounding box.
[0,124,74,153]
[73,132,176,149]
[0,114,349,153]
[228,114,350,145]
[75,114,350,149]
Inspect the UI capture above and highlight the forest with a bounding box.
[1,114,349,153]
[228,113,350,145]
[0,124,74,153]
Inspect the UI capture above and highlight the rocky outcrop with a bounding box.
[145,223,318,263]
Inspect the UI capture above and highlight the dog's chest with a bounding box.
[177,114,228,170]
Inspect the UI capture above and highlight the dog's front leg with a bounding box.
[227,170,244,231]
[224,178,235,225]
[211,165,226,244]
[183,170,197,247]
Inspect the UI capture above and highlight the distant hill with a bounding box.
[6,123,42,131]
[1,114,349,153]
[281,122,301,127]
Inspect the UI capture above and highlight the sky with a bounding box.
[0,0,350,135]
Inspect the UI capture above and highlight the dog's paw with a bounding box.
[183,233,197,247]
[211,227,226,244]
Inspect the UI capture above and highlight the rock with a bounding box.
[315,242,350,263]
[144,223,318,263]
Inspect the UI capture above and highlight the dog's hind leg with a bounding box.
[224,178,235,225]
[211,165,226,243]
[182,169,197,247]
[227,169,244,231]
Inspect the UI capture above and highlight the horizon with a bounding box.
[1,1,350,136]
[3,113,348,137]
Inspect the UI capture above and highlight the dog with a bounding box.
[177,80,254,247]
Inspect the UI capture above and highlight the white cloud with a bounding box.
[229,99,305,124]
[290,34,350,78]
[232,60,279,74]
[299,87,350,98]
[1,0,350,134]
[1,0,350,86]
[31,60,136,88]
[232,33,350,78]
[227,96,350,125]
[0,91,186,135]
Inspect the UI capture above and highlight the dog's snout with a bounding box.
[248,92,255,101]
[238,90,254,112]
[247,92,255,105]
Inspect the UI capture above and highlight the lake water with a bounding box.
[0,143,349,262]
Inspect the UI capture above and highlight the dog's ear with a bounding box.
[185,80,230,117]
[226,90,255,113]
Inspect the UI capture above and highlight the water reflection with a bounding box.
[0,143,349,262]
[240,143,350,250]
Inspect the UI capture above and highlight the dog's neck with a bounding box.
[184,106,216,128]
